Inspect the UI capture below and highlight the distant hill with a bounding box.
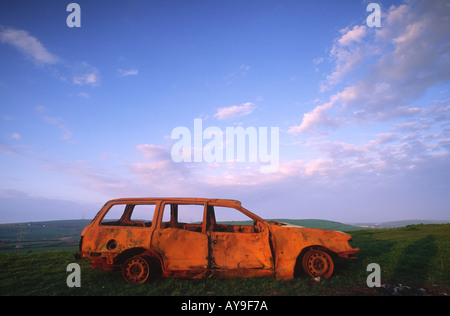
[268,219,364,232]
[0,219,91,252]
[0,219,91,240]
[348,219,450,229]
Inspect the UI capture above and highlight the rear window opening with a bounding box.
[101,204,156,227]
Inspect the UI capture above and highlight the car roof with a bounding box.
[104,197,265,222]
[107,197,242,208]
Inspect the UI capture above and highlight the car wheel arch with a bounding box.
[115,248,162,267]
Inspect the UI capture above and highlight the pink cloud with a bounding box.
[338,25,367,46]
[288,93,342,134]
[214,102,255,120]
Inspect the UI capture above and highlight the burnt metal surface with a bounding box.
[78,198,359,283]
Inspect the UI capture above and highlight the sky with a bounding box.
[0,0,449,223]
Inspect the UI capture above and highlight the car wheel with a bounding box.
[122,255,150,284]
[302,249,334,279]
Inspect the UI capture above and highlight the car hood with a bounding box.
[267,220,355,252]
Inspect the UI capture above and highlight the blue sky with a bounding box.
[1,0,449,223]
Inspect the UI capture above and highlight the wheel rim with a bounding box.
[124,256,150,284]
[303,250,334,279]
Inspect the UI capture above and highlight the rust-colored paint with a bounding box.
[78,198,359,283]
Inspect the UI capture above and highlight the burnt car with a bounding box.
[78,198,359,283]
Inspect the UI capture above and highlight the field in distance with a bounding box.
[0,220,91,252]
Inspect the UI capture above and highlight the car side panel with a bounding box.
[269,225,356,279]
[81,225,152,264]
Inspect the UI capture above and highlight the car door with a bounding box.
[209,205,273,274]
[151,202,209,273]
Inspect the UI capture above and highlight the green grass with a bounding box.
[0,224,449,296]
[350,224,450,287]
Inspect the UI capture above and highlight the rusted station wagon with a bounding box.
[78,198,359,283]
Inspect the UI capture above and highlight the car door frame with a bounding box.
[150,200,210,278]
[206,202,275,278]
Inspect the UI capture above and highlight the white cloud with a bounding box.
[292,0,450,134]
[43,116,73,141]
[73,72,99,86]
[118,69,138,76]
[0,27,60,65]
[282,1,450,221]
[34,105,46,113]
[77,92,90,99]
[136,144,170,160]
[321,25,371,91]
[0,27,101,88]
[338,24,367,46]
[70,62,100,86]
[214,102,255,120]
[313,57,324,72]
[303,158,336,176]
[288,94,341,134]
[35,109,73,142]
[373,132,399,144]
[313,57,323,65]
[127,144,194,195]
[224,65,251,84]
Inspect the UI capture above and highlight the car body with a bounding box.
[78,198,359,283]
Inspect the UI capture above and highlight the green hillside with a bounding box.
[350,219,450,228]
[0,223,448,296]
[0,220,91,252]
[270,219,364,231]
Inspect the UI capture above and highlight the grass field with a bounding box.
[0,223,449,296]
